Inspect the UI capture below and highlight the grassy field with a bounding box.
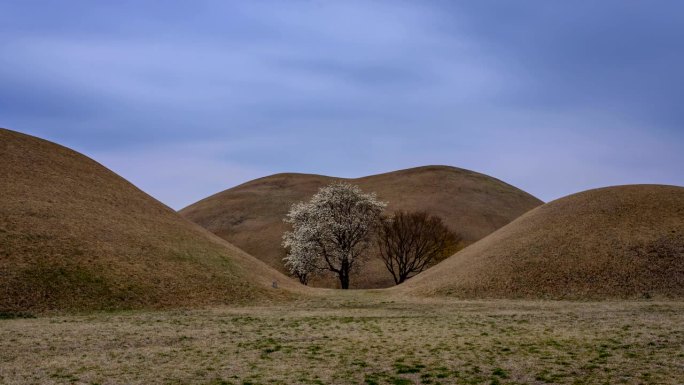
[1,292,683,385]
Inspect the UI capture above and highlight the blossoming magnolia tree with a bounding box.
[282,182,386,289]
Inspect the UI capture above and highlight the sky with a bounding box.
[1,1,683,209]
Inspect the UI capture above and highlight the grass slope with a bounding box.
[400,185,684,299]
[180,166,542,288]
[0,128,302,313]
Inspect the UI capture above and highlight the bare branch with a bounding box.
[376,211,461,284]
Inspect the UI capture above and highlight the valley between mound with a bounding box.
[3,127,682,314]
[180,166,542,288]
[0,128,303,313]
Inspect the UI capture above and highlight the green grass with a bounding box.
[0,294,682,384]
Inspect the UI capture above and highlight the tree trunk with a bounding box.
[398,268,411,284]
[339,259,350,289]
[339,270,350,289]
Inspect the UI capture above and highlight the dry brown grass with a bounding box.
[2,128,683,383]
[0,128,305,313]
[180,167,542,289]
[1,291,682,384]
[400,185,684,299]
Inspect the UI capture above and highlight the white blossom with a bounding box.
[282,182,387,288]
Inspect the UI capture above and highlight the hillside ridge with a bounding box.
[399,184,684,299]
[0,128,303,313]
[181,164,543,288]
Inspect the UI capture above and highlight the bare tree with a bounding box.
[283,182,386,289]
[377,211,461,284]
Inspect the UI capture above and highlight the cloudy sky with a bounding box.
[1,1,682,209]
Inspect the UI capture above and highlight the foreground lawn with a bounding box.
[1,293,682,385]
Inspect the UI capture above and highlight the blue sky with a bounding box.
[1,1,683,209]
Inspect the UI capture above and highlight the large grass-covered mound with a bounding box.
[400,185,684,299]
[0,128,301,313]
[180,166,542,288]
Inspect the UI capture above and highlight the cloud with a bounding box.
[0,0,682,207]
[90,140,271,210]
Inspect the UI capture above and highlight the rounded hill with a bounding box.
[180,166,543,288]
[0,128,301,313]
[399,185,684,299]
